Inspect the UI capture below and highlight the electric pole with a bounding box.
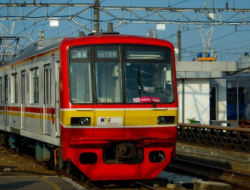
[178,25,181,61]
[94,0,100,32]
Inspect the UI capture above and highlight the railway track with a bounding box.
[168,158,250,190]
[90,180,157,190]
[3,145,162,190]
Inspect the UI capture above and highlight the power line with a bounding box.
[1,1,250,62]
[0,0,75,59]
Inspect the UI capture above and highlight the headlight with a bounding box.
[71,117,91,125]
[157,116,175,124]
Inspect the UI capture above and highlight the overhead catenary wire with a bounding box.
[181,29,250,60]
[1,0,249,62]
[0,0,75,56]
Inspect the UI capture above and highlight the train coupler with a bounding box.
[103,142,143,163]
[115,143,136,161]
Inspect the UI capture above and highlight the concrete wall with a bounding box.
[177,142,250,175]
[177,80,184,123]
[210,78,227,121]
[176,61,237,72]
[177,78,210,124]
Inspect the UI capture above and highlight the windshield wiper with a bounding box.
[134,68,151,76]
[134,76,157,108]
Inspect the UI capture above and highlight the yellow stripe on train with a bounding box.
[60,109,178,127]
[0,111,53,120]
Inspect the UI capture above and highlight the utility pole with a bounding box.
[178,25,181,61]
[94,0,99,32]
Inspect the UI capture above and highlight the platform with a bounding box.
[0,176,85,190]
[176,142,250,174]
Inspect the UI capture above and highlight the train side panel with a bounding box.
[0,44,61,148]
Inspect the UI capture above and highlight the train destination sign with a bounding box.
[97,50,118,59]
[71,49,88,59]
[126,51,164,60]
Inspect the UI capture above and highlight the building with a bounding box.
[176,61,237,125]
[226,53,250,124]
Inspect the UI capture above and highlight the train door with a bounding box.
[44,64,51,135]
[94,46,124,137]
[0,77,3,126]
[21,71,27,129]
[4,75,8,126]
[55,61,60,136]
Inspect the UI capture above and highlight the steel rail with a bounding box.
[134,181,156,190]
[169,158,250,190]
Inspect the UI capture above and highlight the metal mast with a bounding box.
[94,0,100,32]
[0,21,16,63]
[0,21,34,63]
[198,0,215,57]
[178,25,181,61]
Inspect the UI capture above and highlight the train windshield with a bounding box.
[69,45,173,104]
[69,46,92,103]
[94,45,122,103]
[124,45,174,104]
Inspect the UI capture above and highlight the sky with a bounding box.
[0,0,250,62]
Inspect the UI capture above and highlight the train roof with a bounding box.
[1,37,64,67]
[19,37,63,57]
[1,33,173,67]
[61,34,173,49]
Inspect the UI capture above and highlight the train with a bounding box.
[0,25,178,181]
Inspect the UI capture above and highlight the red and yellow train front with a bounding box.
[60,35,178,181]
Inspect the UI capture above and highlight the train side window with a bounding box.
[0,77,2,103]
[44,65,51,104]
[11,73,18,103]
[30,68,39,103]
[21,71,26,103]
[4,75,8,103]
